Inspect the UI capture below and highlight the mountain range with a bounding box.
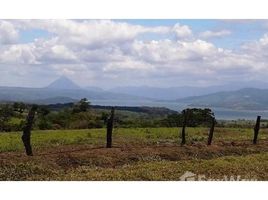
[0,77,149,104]
[1,76,268,110]
[176,88,268,110]
[108,81,268,100]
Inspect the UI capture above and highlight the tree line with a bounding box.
[0,98,216,132]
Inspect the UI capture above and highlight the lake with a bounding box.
[91,99,268,120]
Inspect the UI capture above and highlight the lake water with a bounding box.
[91,99,268,120]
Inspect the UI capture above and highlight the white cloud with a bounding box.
[199,30,231,39]
[17,20,170,48]
[103,58,153,72]
[130,39,219,65]
[36,39,78,63]
[242,34,268,56]
[259,34,268,45]
[50,45,77,60]
[172,23,192,39]
[0,20,19,44]
[0,19,268,88]
[0,43,37,64]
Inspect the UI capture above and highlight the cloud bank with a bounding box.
[0,19,266,88]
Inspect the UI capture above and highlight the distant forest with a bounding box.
[0,98,223,132]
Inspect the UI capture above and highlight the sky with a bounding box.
[0,19,268,88]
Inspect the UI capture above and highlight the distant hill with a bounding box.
[32,96,78,104]
[0,75,151,104]
[46,76,81,90]
[84,86,103,92]
[2,76,268,109]
[108,81,268,100]
[0,86,149,103]
[176,88,268,110]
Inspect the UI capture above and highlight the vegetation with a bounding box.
[0,99,267,180]
[0,100,218,132]
[177,88,268,110]
[0,127,267,180]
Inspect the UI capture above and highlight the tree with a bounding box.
[37,106,50,116]
[72,98,90,113]
[13,102,26,114]
[163,108,215,127]
[0,104,14,131]
[180,108,215,127]
[161,113,183,127]
[37,106,51,130]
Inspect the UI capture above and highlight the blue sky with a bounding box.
[1,19,268,88]
[19,29,52,43]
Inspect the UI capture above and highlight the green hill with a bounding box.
[177,88,268,110]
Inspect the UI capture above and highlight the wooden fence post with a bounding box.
[207,117,215,145]
[106,107,115,148]
[253,116,261,144]
[181,110,187,145]
[22,105,38,156]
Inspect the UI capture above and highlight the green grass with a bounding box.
[61,152,268,181]
[0,127,267,152]
[9,117,23,125]
[1,152,267,181]
[0,129,105,152]
[0,127,267,180]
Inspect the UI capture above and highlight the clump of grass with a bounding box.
[0,162,57,181]
[86,132,92,138]
[58,152,268,181]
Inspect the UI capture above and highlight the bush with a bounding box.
[69,120,89,129]
[38,119,52,130]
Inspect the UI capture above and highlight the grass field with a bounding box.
[0,127,267,180]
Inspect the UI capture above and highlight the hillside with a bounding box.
[177,88,268,110]
[108,81,268,100]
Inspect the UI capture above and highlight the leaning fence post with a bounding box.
[106,107,115,148]
[181,110,187,145]
[207,117,215,145]
[22,105,38,156]
[253,115,261,144]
